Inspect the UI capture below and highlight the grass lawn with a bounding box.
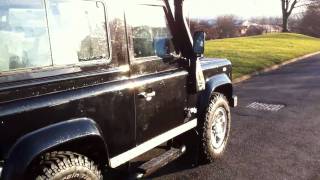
[205,33,320,79]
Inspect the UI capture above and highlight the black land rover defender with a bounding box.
[0,0,237,179]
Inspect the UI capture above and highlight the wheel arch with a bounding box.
[198,73,233,116]
[1,118,108,180]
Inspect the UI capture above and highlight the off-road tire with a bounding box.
[35,151,102,180]
[200,92,231,162]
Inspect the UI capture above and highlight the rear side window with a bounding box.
[0,0,109,74]
[0,1,52,72]
[126,5,175,59]
[47,0,109,65]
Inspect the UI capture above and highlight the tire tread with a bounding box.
[36,151,102,180]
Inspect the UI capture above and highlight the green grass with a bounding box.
[205,33,320,79]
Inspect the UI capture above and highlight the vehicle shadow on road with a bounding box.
[149,154,198,179]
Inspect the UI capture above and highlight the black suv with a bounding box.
[0,0,237,179]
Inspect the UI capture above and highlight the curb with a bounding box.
[233,51,320,84]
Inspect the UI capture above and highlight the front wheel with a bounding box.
[35,151,102,180]
[201,93,231,162]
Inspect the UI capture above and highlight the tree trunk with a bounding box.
[281,0,298,32]
[282,14,289,32]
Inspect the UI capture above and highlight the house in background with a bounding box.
[240,20,282,35]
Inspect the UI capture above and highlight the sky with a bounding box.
[184,0,284,19]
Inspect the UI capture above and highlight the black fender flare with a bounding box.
[1,118,107,180]
[198,73,233,116]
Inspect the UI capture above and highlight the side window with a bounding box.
[46,0,109,65]
[0,1,52,72]
[0,0,110,74]
[126,5,175,59]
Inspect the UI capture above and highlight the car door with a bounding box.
[125,3,189,144]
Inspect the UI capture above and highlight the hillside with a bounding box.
[205,33,320,79]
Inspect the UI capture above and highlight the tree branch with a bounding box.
[288,0,298,15]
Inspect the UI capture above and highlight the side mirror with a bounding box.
[193,31,206,57]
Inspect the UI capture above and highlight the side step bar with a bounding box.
[135,145,186,178]
[109,119,197,168]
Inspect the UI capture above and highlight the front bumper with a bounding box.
[230,95,238,107]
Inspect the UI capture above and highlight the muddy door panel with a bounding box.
[125,3,189,144]
[133,59,188,144]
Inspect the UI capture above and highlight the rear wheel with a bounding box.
[200,93,231,162]
[35,151,102,180]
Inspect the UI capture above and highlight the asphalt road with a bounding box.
[152,53,320,180]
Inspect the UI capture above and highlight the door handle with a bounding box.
[138,91,156,101]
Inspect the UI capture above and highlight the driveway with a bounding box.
[153,53,320,180]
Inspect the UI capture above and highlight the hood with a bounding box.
[200,58,231,70]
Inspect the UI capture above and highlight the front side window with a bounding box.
[0,0,51,72]
[47,0,109,65]
[127,5,175,59]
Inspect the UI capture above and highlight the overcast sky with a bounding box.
[184,0,286,19]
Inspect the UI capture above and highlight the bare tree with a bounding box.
[188,15,242,40]
[188,19,219,40]
[281,0,299,32]
[245,26,265,36]
[215,15,240,39]
[281,0,313,32]
[299,0,320,37]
